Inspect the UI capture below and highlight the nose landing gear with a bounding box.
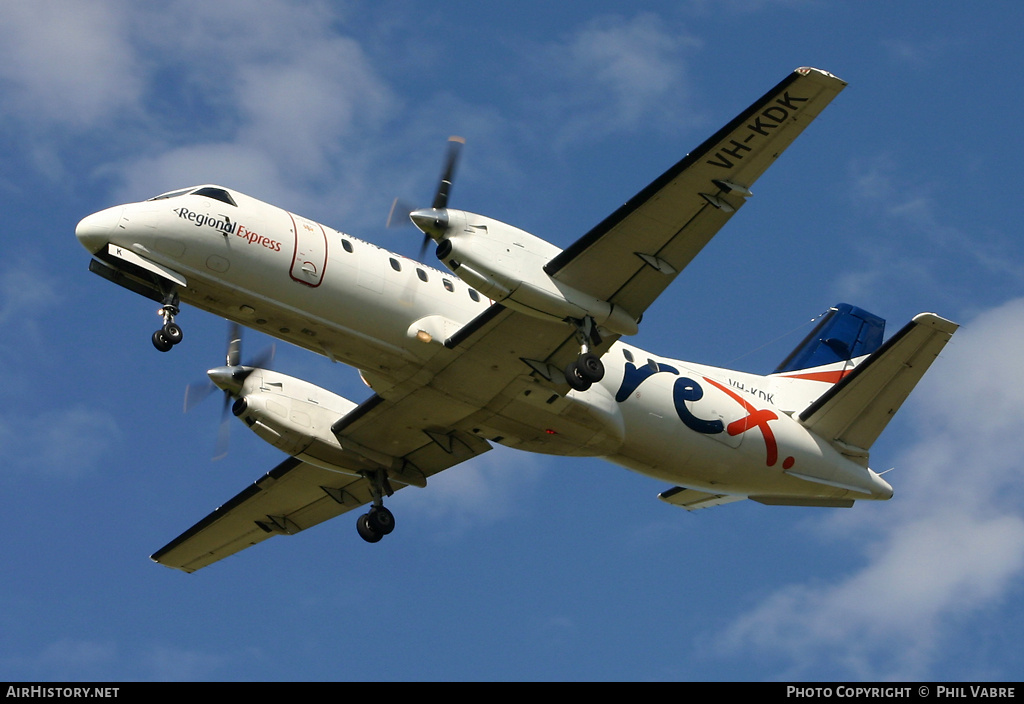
[152,296,184,352]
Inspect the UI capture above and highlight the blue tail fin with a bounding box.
[774,303,885,373]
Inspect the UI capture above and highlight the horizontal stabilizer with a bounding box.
[751,496,854,508]
[798,312,958,459]
[659,486,746,511]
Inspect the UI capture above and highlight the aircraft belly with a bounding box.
[610,371,882,500]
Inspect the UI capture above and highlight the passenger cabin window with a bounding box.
[416,268,428,282]
[389,258,402,272]
[341,239,353,253]
[442,279,454,292]
[192,187,237,206]
[623,349,634,363]
[468,289,480,302]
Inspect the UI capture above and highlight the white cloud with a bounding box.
[530,13,701,144]
[835,155,1024,312]
[715,298,1024,679]
[0,406,122,479]
[110,143,288,204]
[401,445,546,534]
[0,1,143,128]
[86,1,400,217]
[0,262,60,328]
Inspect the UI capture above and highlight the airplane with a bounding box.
[75,67,958,573]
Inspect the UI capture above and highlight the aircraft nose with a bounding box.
[75,206,123,253]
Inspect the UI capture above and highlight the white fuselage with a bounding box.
[76,187,893,504]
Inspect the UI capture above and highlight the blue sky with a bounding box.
[2,0,1023,682]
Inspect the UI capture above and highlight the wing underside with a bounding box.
[546,67,847,326]
[152,394,491,573]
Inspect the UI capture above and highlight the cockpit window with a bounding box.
[148,187,195,201]
[192,187,237,206]
[147,186,237,206]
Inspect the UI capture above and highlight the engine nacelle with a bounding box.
[229,369,404,478]
[420,208,639,337]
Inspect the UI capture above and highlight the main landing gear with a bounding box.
[151,295,184,353]
[356,506,396,543]
[563,317,605,392]
[356,469,396,543]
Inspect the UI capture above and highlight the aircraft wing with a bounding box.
[545,67,846,322]
[151,396,491,573]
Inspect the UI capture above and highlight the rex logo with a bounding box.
[616,361,793,469]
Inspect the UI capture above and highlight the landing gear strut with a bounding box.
[563,317,605,391]
[152,294,184,352]
[356,469,396,543]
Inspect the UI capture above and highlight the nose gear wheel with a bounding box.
[152,297,184,352]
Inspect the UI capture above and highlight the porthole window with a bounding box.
[389,257,402,272]
[416,268,428,282]
[468,289,480,302]
[443,279,454,292]
[341,239,353,253]
[623,349,634,363]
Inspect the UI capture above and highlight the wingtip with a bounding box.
[795,66,848,86]
[912,312,960,335]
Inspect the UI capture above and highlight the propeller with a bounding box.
[387,136,465,260]
[432,135,464,210]
[183,321,274,460]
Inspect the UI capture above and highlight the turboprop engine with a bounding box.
[209,367,423,487]
[400,136,637,392]
[410,207,638,338]
[211,367,356,467]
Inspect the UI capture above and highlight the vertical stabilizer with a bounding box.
[768,304,886,414]
[774,303,885,378]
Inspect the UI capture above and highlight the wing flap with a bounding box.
[798,313,958,456]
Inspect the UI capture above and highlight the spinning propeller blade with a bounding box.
[183,321,275,460]
[387,136,465,259]
[431,136,464,210]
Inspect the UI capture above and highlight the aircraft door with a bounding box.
[288,213,328,287]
